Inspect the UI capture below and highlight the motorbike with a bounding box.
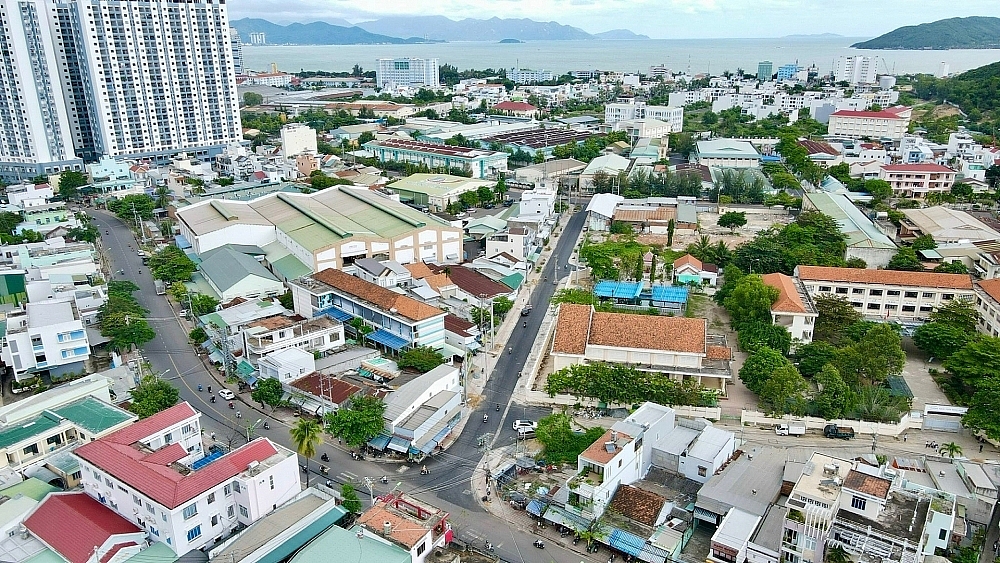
[207,386,212,393]
[210,396,216,403]
[197,384,203,392]
[263,421,269,430]
[320,466,329,476]
[533,540,545,549]
[420,466,429,475]
[496,403,500,411]
[483,415,488,423]
[380,476,389,484]
[228,402,234,409]
[507,347,512,354]
[522,321,527,328]
[321,453,330,462]
[235,411,242,419]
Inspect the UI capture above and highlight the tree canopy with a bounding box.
[129,376,180,418]
[324,396,386,448]
[535,413,606,464]
[397,346,446,373]
[148,246,197,283]
[99,281,155,351]
[546,362,716,407]
[733,211,847,275]
[251,378,285,410]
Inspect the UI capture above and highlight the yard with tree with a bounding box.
[129,376,180,418]
[324,396,387,447]
[535,413,607,464]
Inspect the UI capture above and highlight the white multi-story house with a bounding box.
[782,453,853,563]
[795,266,974,324]
[280,124,317,159]
[376,58,439,89]
[762,273,818,348]
[508,68,554,84]
[88,156,148,200]
[2,300,91,381]
[486,227,533,262]
[75,402,300,556]
[240,314,344,365]
[879,163,957,198]
[0,0,84,182]
[827,107,911,141]
[5,182,55,208]
[604,99,684,132]
[833,55,877,84]
[974,279,1000,337]
[257,347,315,383]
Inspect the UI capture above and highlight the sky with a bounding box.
[228,0,997,39]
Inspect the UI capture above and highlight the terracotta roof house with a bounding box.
[761,273,818,348]
[550,304,733,394]
[674,254,719,287]
[492,101,538,117]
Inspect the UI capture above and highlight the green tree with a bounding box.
[951,182,974,201]
[910,235,937,252]
[718,211,747,233]
[107,194,155,223]
[397,346,446,373]
[723,275,779,329]
[189,327,207,343]
[834,324,905,386]
[100,281,155,351]
[242,92,264,106]
[740,347,790,394]
[934,261,969,274]
[324,396,386,448]
[290,418,323,487]
[340,484,362,513]
[887,247,923,271]
[963,376,1000,440]
[251,377,285,410]
[864,179,893,203]
[154,185,171,209]
[278,291,294,310]
[189,293,219,316]
[476,185,494,205]
[759,364,807,415]
[148,246,196,283]
[826,546,851,563]
[813,295,862,345]
[944,335,1000,395]
[737,321,792,356]
[928,299,978,332]
[129,376,180,418]
[667,219,675,245]
[915,322,970,361]
[814,364,851,419]
[535,413,607,464]
[492,296,514,319]
[358,131,375,145]
[794,341,839,377]
[57,170,88,201]
[939,442,962,459]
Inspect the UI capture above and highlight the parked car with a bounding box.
[512,420,537,431]
[521,307,532,317]
[218,389,235,400]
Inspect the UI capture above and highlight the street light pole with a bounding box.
[246,419,263,443]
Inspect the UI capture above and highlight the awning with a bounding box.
[526,499,548,517]
[208,350,224,364]
[541,505,591,532]
[175,234,192,249]
[694,506,720,524]
[609,528,646,557]
[237,360,256,377]
[366,329,410,351]
[419,440,438,454]
[25,465,61,484]
[316,306,353,322]
[368,435,391,451]
[387,436,411,453]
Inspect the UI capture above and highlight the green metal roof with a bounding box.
[25,549,65,563]
[291,524,409,563]
[0,478,59,501]
[272,254,312,280]
[0,413,62,449]
[387,174,491,198]
[501,273,524,290]
[123,541,178,563]
[237,360,256,377]
[52,396,134,434]
[199,247,281,293]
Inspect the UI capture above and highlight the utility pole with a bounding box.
[363,476,375,506]
[246,419,263,443]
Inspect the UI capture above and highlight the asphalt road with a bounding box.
[90,207,593,563]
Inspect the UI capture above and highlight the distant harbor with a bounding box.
[243,37,1000,76]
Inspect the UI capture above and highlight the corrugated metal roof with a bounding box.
[803,192,896,250]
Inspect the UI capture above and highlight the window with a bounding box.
[698,466,708,477]
[835,287,848,294]
[233,481,241,493]
[164,432,173,444]
[133,494,141,505]
[182,503,198,520]
[869,289,883,296]
[852,288,864,294]
[207,492,216,504]
[904,291,918,298]
[72,471,82,480]
[269,476,274,490]
[923,292,934,298]
[239,505,249,518]
[851,496,866,510]
[887,290,900,296]
[819,286,831,292]
[416,543,426,556]
[920,306,933,312]
[943,293,954,300]
[224,484,232,496]
[902,305,915,312]
[803,536,816,551]
[867,303,880,310]
[227,506,235,518]
[22,444,38,456]
[211,515,219,526]
[186,526,201,542]
[105,478,113,488]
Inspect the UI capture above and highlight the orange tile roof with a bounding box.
[580,429,633,465]
[762,273,809,314]
[552,304,592,355]
[311,269,445,322]
[843,470,891,499]
[673,254,703,270]
[589,312,706,354]
[404,262,435,279]
[706,346,732,360]
[797,266,973,290]
[357,503,430,548]
[978,279,1000,304]
[608,485,667,527]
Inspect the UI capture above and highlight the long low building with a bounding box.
[802,191,896,268]
[175,187,463,275]
[794,265,974,325]
[363,139,508,179]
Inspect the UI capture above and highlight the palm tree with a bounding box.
[940,442,963,459]
[825,545,851,563]
[154,186,171,209]
[686,235,713,262]
[290,418,323,487]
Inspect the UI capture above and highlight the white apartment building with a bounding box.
[55,0,243,162]
[762,273,818,348]
[782,453,853,563]
[0,0,85,182]
[279,124,317,159]
[376,58,439,89]
[230,29,243,75]
[245,72,292,88]
[827,107,911,141]
[833,55,877,84]
[241,314,345,365]
[2,300,90,381]
[974,280,1000,338]
[508,67,554,84]
[879,163,957,198]
[75,403,300,556]
[604,99,684,132]
[5,182,54,208]
[795,265,974,325]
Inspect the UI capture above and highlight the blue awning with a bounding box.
[366,329,410,351]
[367,435,391,451]
[175,234,192,249]
[208,350,224,364]
[526,499,548,517]
[431,424,454,444]
[594,280,643,299]
[419,440,438,454]
[651,285,689,304]
[609,528,646,557]
[387,436,410,453]
[316,306,353,322]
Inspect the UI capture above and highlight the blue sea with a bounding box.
[242,36,1000,76]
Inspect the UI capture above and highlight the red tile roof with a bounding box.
[674,254,703,271]
[493,101,538,112]
[796,265,973,290]
[978,279,1000,304]
[799,140,840,156]
[74,403,281,509]
[444,314,476,337]
[289,372,361,405]
[609,484,667,527]
[762,273,811,314]
[427,264,510,298]
[843,470,891,499]
[881,163,955,173]
[552,304,592,355]
[580,429,632,464]
[831,109,907,119]
[99,542,138,563]
[311,269,445,322]
[24,493,141,563]
[589,312,706,353]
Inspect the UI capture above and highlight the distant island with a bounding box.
[853,16,1000,49]
[594,29,651,40]
[499,38,524,44]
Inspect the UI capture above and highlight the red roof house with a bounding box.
[24,493,145,563]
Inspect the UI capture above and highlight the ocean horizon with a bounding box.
[242,37,1000,77]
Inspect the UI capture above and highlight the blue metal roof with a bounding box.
[174,234,192,249]
[366,329,410,351]
[650,285,689,304]
[191,448,224,470]
[594,280,643,299]
[368,434,391,450]
[526,499,547,517]
[316,305,353,322]
[609,528,646,557]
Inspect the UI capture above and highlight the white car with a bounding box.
[218,389,235,400]
[512,420,537,431]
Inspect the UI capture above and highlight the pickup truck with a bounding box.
[154,279,166,295]
[823,424,855,440]
[775,423,806,436]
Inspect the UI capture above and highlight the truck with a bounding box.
[154,279,166,295]
[775,422,806,436]
[823,424,855,440]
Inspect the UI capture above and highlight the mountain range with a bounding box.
[231,16,648,45]
[852,16,1000,49]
